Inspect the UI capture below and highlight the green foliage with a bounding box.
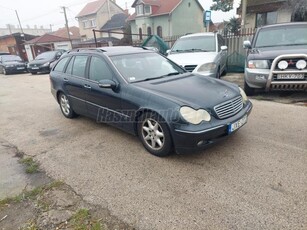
[70,209,103,230]
[19,157,39,174]
[289,0,307,21]
[210,0,234,12]
[225,17,241,35]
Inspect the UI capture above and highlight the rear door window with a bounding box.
[72,56,88,78]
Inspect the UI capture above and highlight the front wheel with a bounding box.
[58,93,76,118]
[137,112,173,157]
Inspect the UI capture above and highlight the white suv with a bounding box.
[167,32,228,78]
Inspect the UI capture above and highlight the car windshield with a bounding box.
[1,55,22,62]
[110,52,185,83]
[255,25,307,48]
[35,51,57,60]
[171,35,216,52]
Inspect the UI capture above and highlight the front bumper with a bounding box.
[172,101,253,154]
[245,68,269,89]
[28,66,50,73]
[4,66,27,74]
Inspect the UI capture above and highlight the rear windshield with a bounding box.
[35,51,57,60]
[1,55,22,62]
[255,25,307,48]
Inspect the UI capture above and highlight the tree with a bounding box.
[286,0,307,21]
[225,17,241,35]
[210,0,234,12]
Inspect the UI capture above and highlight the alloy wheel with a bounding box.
[141,118,165,151]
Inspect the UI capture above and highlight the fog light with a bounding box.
[278,60,288,70]
[255,75,266,80]
[197,140,204,146]
[296,60,307,70]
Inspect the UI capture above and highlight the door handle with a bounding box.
[63,78,69,82]
[84,84,91,89]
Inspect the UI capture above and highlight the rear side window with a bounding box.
[89,56,113,81]
[72,56,88,78]
[53,57,70,72]
[65,56,74,74]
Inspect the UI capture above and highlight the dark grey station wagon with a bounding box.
[50,47,252,156]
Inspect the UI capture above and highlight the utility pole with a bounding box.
[241,0,247,32]
[61,6,73,49]
[15,10,24,35]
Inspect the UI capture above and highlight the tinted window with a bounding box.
[35,51,57,60]
[89,56,113,81]
[72,56,88,77]
[65,56,74,74]
[53,57,70,72]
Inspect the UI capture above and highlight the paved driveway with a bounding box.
[0,73,306,229]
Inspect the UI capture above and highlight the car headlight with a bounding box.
[248,60,269,69]
[197,62,216,73]
[180,106,211,125]
[4,64,14,68]
[239,87,248,104]
[42,62,50,67]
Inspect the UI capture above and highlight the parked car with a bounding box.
[167,32,228,79]
[50,47,252,157]
[27,50,65,74]
[0,55,27,75]
[0,52,10,55]
[243,22,307,95]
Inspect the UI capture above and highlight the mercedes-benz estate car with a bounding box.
[0,55,27,75]
[167,32,228,79]
[243,22,307,95]
[50,46,252,157]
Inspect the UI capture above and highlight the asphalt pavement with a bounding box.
[0,73,306,229]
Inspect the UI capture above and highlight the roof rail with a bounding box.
[66,48,105,54]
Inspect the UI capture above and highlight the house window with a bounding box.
[256,11,278,27]
[147,27,152,36]
[89,19,96,28]
[157,26,162,37]
[144,5,151,14]
[139,28,143,40]
[82,21,88,28]
[136,4,144,15]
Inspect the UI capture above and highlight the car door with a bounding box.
[85,55,123,128]
[62,55,89,115]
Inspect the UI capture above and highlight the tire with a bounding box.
[244,81,255,96]
[137,112,173,157]
[58,93,76,119]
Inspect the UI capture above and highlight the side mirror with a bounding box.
[243,40,252,49]
[166,50,170,55]
[98,79,118,90]
[221,46,228,51]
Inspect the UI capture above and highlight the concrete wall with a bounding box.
[171,0,204,36]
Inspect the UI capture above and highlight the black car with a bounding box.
[0,55,27,75]
[27,50,64,74]
[50,47,252,156]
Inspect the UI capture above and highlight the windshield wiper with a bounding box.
[132,72,181,83]
[184,48,208,52]
[164,72,181,76]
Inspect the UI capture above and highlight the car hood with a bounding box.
[134,73,239,109]
[167,52,217,66]
[29,58,53,65]
[248,45,307,60]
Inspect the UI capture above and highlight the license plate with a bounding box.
[277,73,304,79]
[228,115,247,134]
[31,67,39,70]
[17,67,25,70]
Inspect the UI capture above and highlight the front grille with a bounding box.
[270,84,307,90]
[29,64,42,67]
[184,65,197,72]
[214,96,243,119]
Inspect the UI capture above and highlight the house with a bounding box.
[76,0,125,40]
[241,0,292,28]
[100,13,129,40]
[0,33,37,61]
[51,26,81,45]
[24,34,71,61]
[127,0,204,41]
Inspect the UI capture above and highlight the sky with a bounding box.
[0,0,240,31]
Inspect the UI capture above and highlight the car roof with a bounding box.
[258,22,307,29]
[68,46,154,56]
[180,32,216,39]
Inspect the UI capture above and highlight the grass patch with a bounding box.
[70,209,103,230]
[19,157,39,174]
[0,180,64,208]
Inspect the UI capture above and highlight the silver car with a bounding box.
[167,32,228,78]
